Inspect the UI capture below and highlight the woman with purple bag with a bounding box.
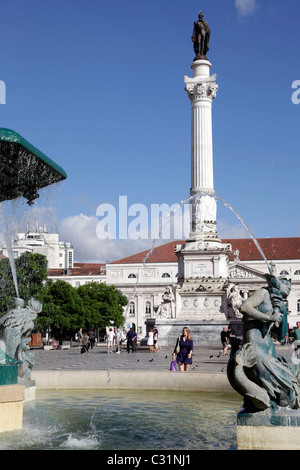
[174,327,193,372]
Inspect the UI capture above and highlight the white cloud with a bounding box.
[235,0,256,16]
[59,210,253,265]
[217,219,250,239]
[59,213,158,263]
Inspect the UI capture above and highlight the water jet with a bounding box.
[0,128,66,432]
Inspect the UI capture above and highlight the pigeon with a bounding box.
[209,355,213,358]
[149,358,153,362]
[165,356,168,359]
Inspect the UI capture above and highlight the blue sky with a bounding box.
[1,0,300,262]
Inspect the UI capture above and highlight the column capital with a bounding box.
[185,80,218,103]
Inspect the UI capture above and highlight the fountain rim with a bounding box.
[0,127,67,181]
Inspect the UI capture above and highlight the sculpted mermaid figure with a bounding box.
[227,274,300,413]
[0,297,42,382]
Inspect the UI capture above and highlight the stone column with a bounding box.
[184,59,218,242]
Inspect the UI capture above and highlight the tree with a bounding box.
[77,282,127,330]
[0,252,48,314]
[36,279,85,339]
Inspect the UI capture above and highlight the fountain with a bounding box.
[227,273,300,449]
[0,127,66,432]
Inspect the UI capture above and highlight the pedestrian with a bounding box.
[126,328,134,353]
[116,327,126,353]
[106,327,114,353]
[76,328,83,349]
[294,322,300,341]
[88,328,96,349]
[174,327,193,371]
[132,329,138,353]
[116,328,122,354]
[81,332,90,354]
[153,327,158,352]
[50,338,58,350]
[220,326,229,356]
[147,328,154,353]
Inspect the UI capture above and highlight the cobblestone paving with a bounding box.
[33,343,295,374]
[33,344,229,373]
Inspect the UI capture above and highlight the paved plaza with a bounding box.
[33,344,229,373]
[33,342,294,374]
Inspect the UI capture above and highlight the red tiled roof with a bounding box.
[48,262,106,277]
[111,238,300,264]
[112,241,181,265]
[226,238,300,262]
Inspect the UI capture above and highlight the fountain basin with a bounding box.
[0,128,67,204]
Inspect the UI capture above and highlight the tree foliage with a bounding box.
[0,253,128,338]
[36,281,127,338]
[0,252,48,314]
[77,282,127,330]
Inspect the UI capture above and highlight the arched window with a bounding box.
[129,302,135,316]
[145,301,151,316]
[128,274,137,278]
[280,270,289,276]
[162,273,170,278]
[295,270,300,276]
[297,300,300,313]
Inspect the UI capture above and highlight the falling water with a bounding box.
[214,195,273,275]
[0,184,61,300]
[0,200,20,297]
[125,192,273,309]
[124,195,191,316]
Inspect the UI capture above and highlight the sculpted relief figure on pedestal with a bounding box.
[155,287,176,319]
[191,195,217,233]
[228,275,300,413]
[192,11,211,57]
[227,284,243,319]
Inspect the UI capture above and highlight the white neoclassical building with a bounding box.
[1,228,74,270]
[104,237,300,340]
[2,230,300,341]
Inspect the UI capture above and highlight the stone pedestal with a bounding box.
[237,408,300,450]
[154,319,230,347]
[174,239,232,332]
[0,384,25,433]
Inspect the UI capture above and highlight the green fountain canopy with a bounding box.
[0,128,67,205]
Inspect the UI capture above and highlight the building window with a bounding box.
[129,302,135,316]
[75,281,80,288]
[280,270,289,276]
[295,270,300,275]
[297,300,300,313]
[145,301,151,316]
[162,273,170,278]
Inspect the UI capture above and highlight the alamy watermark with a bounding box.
[0,80,6,104]
[291,80,300,105]
[96,196,191,241]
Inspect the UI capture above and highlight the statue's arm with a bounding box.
[240,289,272,322]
